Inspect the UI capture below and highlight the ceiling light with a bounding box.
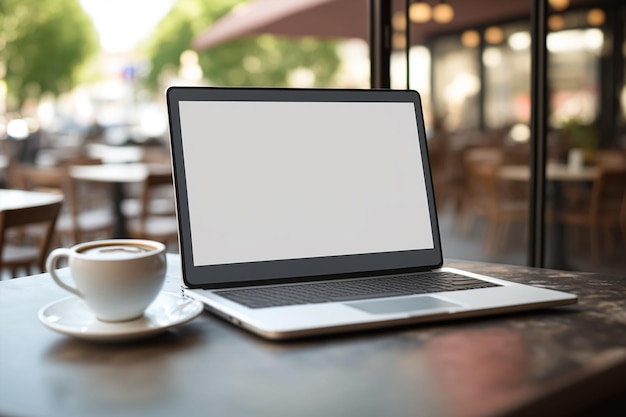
[433,1,454,24]
[484,26,504,44]
[392,11,407,31]
[409,1,432,24]
[393,33,407,50]
[587,9,605,27]
[548,0,569,12]
[461,30,480,48]
[548,15,565,31]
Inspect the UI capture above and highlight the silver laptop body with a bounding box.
[166,86,577,340]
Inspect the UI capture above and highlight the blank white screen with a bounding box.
[178,101,434,266]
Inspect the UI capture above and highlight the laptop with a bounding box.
[166,86,577,340]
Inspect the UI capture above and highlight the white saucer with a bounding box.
[38,292,204,342]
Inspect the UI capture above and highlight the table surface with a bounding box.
[69,163,151,184]
[0,188,63,210]
[1,254,625,417]
[85,144,145,164]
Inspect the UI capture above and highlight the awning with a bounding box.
[193,0,368,50]
[193,0,599,51]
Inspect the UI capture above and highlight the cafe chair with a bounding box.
[594,149,626,168]
[16,159,114,246]
[554,167,626,264]
[0,199,63,278]
[456,146,505,230]
[459,162,528,257]
[121,168,176,220]
[127,169,179,252]
[62,157,116,244]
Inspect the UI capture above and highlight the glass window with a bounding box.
[395,46,431,127]
[431,35,480,132]
[483,23,531,130]
[548,28,602,129]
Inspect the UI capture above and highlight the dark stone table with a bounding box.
[1,254,624,417]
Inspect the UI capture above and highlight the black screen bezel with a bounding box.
[166,86,443,289]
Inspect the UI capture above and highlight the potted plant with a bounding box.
[560,118,599,165]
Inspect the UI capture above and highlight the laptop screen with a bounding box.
[167,88,442,288]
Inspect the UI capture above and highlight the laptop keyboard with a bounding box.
[215,271,501,309]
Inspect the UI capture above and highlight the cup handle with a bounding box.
[46,248,83,298]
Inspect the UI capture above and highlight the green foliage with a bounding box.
[145,0,340,90]
[201,36,340,87]
[144,0,240,88]
[561,118,599,151]
[0,0,98,111]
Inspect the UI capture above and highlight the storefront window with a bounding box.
[431,36,480,132]
[483,23,531,130]
[548,28,602,128]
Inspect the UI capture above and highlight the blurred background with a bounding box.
[0,0,624,277]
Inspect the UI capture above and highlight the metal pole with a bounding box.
[528,0,548,267]
[599,0,623,148]
[406,0,410,89]
[368,0,391,88]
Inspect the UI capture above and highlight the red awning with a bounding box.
[193,0,368,50]
[193,0,599,51]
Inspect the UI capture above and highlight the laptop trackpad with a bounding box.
[345,296,459,315]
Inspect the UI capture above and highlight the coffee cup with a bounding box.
[568,148,584,172]
[46,239,167,322]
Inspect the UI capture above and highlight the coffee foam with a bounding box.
[79,243,156,260]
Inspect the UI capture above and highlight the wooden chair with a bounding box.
[456,146,505,230]
[62,157,115,244]
[127,169,178,252]
[554,167,626,264]
[459,162,528,256]
[0,199,63,278]
[16,159,114,246]
[594,149,626,168]
[122,166,176,220]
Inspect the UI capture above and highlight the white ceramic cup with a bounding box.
[568,148,584,172]
[46,239,167,322]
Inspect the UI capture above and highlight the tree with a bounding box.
[145,0,340,90]
[0,0,98,111]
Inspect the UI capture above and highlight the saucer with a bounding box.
[38,292,204,342]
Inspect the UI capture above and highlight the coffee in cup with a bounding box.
[46,239,167,322]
